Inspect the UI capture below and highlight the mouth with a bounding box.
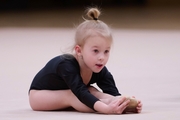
[96,64,103,68]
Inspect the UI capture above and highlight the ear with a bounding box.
[74,45,82,57]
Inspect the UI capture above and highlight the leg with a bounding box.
[29,87,117,112]
[88,86,117,105]
[29,90,94,112]
[88,86,115,99]
[84,87,139,113]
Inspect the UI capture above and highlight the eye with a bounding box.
[105,50,109,54]
[93,49,99,53]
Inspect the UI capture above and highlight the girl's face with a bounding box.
[81,35,112,73]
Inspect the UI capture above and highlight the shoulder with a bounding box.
[92,66,110,78]
[47,54,76,65]
[60,54,79,67]
[98,66,113,79]
[60,54,75,59]
[99,66,109,74]
[57,54,80,74]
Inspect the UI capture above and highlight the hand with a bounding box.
[132,96,143,113]
[108,96,130,114]
[136,100,142,113]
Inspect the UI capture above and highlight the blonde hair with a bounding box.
[74,7,112,48]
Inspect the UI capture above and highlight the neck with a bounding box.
[73,54,92,73]
[73,54,92,84]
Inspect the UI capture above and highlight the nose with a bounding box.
[98,53,105,61]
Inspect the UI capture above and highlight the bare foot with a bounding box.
[123,97,138,113]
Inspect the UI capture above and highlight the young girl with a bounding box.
[29,8,142,114]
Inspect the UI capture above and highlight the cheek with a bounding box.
[83,49,93,57]
[105,54,110,61]
[84,54,94,62]
[83,53,96,64]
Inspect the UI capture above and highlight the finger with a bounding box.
[138,103,143,108]
[117,99,130,114]
[113,97,124,105]
[137,106,141,110]
[113,98,129,114]
[137,109,142,113]
[117,96,127,105]
[137,107,142,113]
[137,106,142,109]
[137,100,142,104]
[136,106,142,113]
[137,103,142,106]
[137,104,142,110]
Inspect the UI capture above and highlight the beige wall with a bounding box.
[148,0,180,6]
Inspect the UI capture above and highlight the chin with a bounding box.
[93,71,101,73]
[92,68,103,73]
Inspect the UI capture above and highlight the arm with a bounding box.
[96,67,121,96]
[57,60,99,110]
[94,101,109,113]
[94,97,130,114]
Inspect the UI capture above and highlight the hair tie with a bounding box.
[93,18,98,20]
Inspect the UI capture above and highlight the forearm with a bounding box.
[93,96,129,114]
[93,101,110,114]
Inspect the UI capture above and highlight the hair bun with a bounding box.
[87,8,101,20]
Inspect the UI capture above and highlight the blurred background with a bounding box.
[0,0,180,29]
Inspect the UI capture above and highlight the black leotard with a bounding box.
[29,54,121,110]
